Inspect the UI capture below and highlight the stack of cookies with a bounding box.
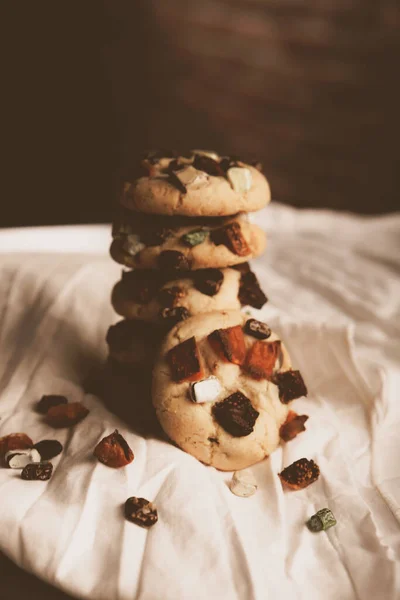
[107,150,308,470]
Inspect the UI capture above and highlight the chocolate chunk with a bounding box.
[124,497,158,527]
[194,268,224,296]
[279,411,309,442]
[244,319,271,340]
[0,433,33,466]
[21,462,53,481]
[159,306,190,328]
[208,437,219,444]
[157,286,186,308]
[212,391,259,437]
[272,370,308,404]
[37,395,68,414]
[193,155,225,177]
[219,156,239,173]
[208,325,246,365]
[181,229,209,247]
[238,271,268,309]
[158,250,190,271]
[121,270,161,303]
[139,227,173,247]
[210,222,251,256]
[46,403,89,428]
[33,440,63,461]
[244,340,281,380]
[167,336,203,383]
[94,429,134,468]
[278,458,320,491]
[232,262,251,274]
[167,171,187,194]
[106,319,149,352]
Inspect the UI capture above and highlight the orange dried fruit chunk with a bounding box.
[279,411,309,442]
[244,340,281,379]
[210,222,251,256]
[167,336,203,383]
[94,429,134,468]
[279,458,320,491]
[0,433,33,467]
[208,325,246,365]
[46,402,89,428]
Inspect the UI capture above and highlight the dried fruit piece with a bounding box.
[279,458,320,491]
[159,306,190,328]
[229,470,258,497]
[194,268,224,296]
[212,391,259,437]
[181,229,209,247]
[94,429,134,468]
[5,448,41,469]
[0,433,33,466]
[208,325,246,365]
[227,167,252,193]
[190,376,222,403]
[210,222,251,256]
[158,250,190,271]
[238,271,267,309]
[122,234,145,256]
[279,411,309,442]
[272,370,308,404]
[33,440,63,461]
[166,336,203,383]
[124,497,158,527]
[36,395,68,414]
[21,462,53,481]
[244,319,271,340]
[157,286,186,308]
[307,508,336,532]
[244,340,281,380]
[46,403,89,427]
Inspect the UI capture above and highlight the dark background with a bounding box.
[2,0,400,229]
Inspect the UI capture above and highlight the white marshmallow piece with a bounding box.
[6,448,41,469]
[229,470,258,498]
[227,167,252,193]
[123,234,145,256]
[190,376,222,404]
[176,166,208,187]
[191,149,219,161]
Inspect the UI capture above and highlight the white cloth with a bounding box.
[0,204,399,600]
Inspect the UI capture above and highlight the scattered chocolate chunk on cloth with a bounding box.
[124,497,158,527]
[94,430,134,468]
[21,462,53,481]
[36,395,68,414]
[279,458,320,490]
[212,392,259,437]
[46,402,89,427]
[279,411,309,442]
[33,440,63,461]
[307,508,337,532]
[272,370,308,403]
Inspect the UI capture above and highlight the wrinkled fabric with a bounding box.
[0,204,399,600]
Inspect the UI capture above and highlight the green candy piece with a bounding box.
[181,229,209,247]
[307,508,336,532]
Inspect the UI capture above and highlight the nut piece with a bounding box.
[181,228,209,247]
[124,497,158,527]
[244,340,281,380]
[229,470,258,497]
[159,306,190,329]
[167,336,203,383]
[307,508,336,532]
[194,268,224,296]
[279,411,309,442]
[244,319,271,340]
[33,440,63,461]
[238,271,268,309]
[21,462,53,481]
[94,429,134,468]
[210,222,251,256]
[272,370,308,404]
[212,391,259,437]
[279,458,320,491]
[227,167,252,193]
[158,250,190,271]
[208,325,246,365]
[5,448,41,469]
[36,395,68,414]
[190,376,222,403]
[46,402,89,427]
[0,433,33,467]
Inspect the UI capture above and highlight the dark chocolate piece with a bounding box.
[167,171,187,194]
[124,497,158,527]
[159,306,190,328]
[157,286,186,308]
[238,271,268,309]
[272,370,308,404]
[210,222,251,256]
[278,458,320,490]
[37,395,68,414]
[157,250,190,271]
[21,462,53,481]
[121,270,161,303]
[33,440,63,461]
[194,268,224,296]
[244,319,271,340]
[193,155,225,177]
[212,391,259,437]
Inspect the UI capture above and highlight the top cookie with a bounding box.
[119,150,270,217]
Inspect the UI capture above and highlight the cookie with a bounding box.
[152,311,300,471]
[110,212,266,270]
[119,151,270,217]
[111,267,242,323]
[106,319,163,368]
